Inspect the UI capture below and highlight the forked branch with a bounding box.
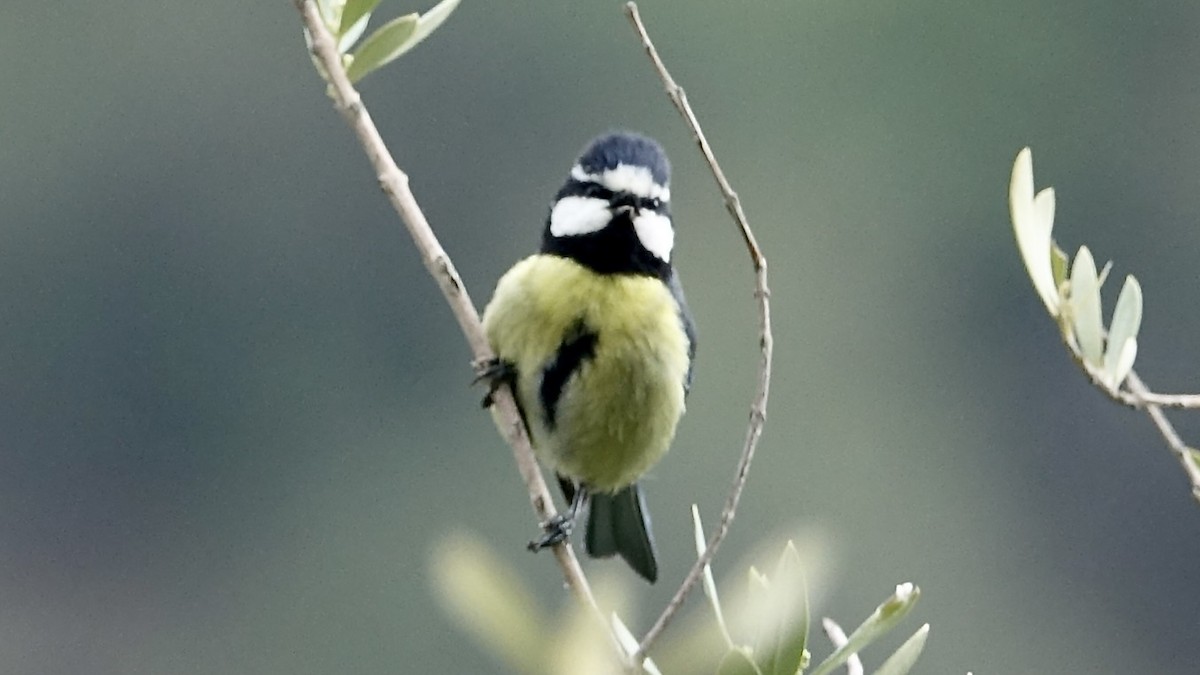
[623,2,774,662]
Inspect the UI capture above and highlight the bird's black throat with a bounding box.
[541,209,671,281]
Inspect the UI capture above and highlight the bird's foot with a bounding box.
[472,357,516,408]
[527,513,575,552]
[526,485,588,552]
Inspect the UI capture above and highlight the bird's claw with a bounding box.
[473,357,516,408]
[527,513,574,552]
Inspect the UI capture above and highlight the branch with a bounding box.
[1069,342,1200,504]
[1122,371,1200,503]
[623,2,774,661]
[1115,388,1200,409]
[290,0,599,610]
[1012,148,1200,505]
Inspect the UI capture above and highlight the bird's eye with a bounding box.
[644,197,662,211]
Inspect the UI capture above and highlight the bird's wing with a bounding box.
[667,268,697,395]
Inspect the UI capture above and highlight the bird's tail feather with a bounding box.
[585,483,659,583]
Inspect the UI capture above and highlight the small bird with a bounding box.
[479,132,696,583]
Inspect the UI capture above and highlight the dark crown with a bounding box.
[577,132,671,186]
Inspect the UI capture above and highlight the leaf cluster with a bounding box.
[309,0,460,84]
[1010,148,1142,392]
[432,513,930,675]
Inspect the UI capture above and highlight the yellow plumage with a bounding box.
[482,254,690,492]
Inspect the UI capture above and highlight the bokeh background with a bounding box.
[4,1,1200,672]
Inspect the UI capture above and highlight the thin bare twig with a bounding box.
[623,2,774,661]
[1115,388,1200,410]
[291,0,599,610]
[1123,370,1200,504]
[1068,340,1200,503]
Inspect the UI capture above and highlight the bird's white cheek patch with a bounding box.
[633,212,674,262]
[550,196,611,237]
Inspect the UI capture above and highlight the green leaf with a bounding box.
[1106,339,1137,392]
[1104,275,1142,389]
[741,554,807,675]
[765,542,809,675]
[1009,148,1061,317]
[819,618,861,675]
[1050,242,1069,290]
[719,647,765,675]
[747,565,772,662]
[337,14,371,54]
[346,13,419,83]
[611,614,663,675]
[1069,245,1104,367]
[336,6,375,53]
[748,565,770,593]
[743,564,778,672]
[429,534,544,673]
[810,584,921,675]
[345,0,462,82]
[339,0,382,38]
[315,0,342,31]
[873,624,929,675]
[693,505,733,647]
[409,0,462,51]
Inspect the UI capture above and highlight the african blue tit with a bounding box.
[479,132,696,583]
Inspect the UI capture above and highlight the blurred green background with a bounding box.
[4,1,1200,672]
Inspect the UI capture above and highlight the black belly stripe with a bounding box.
[540,321,599,429]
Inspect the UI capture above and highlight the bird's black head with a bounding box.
[542,132,674,280]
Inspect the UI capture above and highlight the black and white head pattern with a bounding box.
[544,132,675,274]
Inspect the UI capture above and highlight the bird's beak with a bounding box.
[612,192,639,216]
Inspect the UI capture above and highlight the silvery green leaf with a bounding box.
[339,0,382,39]
[718,647,765,675]
[810,584,920,675]
[1104,275,1143,388]
[766,542,809,675]
[1051,242,1069,290]
[747,565,772,661]
[336,8,373,53]
[748,565,769,590]
[693,505,732,647]
[429,535,543,673]
[408,0,462,53]
[343,0,461,82]
[1009,148,1060,317]
[1105,338,1138,391]
[739,551,806,674]
[346,13,419,83]
[611,614,663,675]
[316,0,342,31]
[873,623,929,675]
[1069,246,1104,366]
[820,618,862,675]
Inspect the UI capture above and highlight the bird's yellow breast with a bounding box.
[482,255,690,491]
